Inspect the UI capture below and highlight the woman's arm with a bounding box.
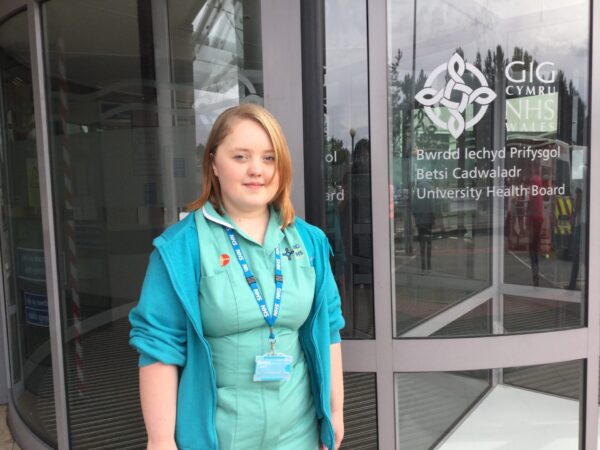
[140,362,179,450]
[329,343,344,450]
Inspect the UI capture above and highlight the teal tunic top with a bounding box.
[196,204,319,450]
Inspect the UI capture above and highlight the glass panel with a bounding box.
[388,0,590,337]
[42,0,262,447]
[389,0,493,337]
[169,0,263,166]
[396,370,490,449]
[432,299,491,337]
[324,0,374,339]
[397,360,583,449]
[503,360,581,400]
[341,372,378,450]
[503,295,580,333]
[0,11,57,446]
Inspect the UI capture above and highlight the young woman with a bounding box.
[129,104,345,450]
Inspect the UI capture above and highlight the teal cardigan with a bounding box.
[129,212,345,450]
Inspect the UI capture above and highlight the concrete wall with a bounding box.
[261,0,306,217]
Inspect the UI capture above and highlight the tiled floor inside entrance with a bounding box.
[0,405,21,450]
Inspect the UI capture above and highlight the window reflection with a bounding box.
[389,0,589,337]
[324,0,374,339]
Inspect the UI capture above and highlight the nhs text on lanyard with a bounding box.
[225,227,292,382]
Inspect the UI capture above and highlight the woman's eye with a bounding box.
[264,155,276,162]
[233,154,246,160]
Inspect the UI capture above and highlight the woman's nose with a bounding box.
[247,157,263,176]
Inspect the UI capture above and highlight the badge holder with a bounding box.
[253,337,293,382]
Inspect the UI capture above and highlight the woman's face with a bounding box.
[212,118,279,217]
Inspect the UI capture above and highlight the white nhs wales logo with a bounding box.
[415,52,556,138]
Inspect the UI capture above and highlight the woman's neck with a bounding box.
[225,205,270,245]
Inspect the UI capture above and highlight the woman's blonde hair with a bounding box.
[186,104,295,228]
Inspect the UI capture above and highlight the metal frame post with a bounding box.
[300,0,326,228]
[27,1,70,448]
[583,1,600,448]
[366,1,396,448]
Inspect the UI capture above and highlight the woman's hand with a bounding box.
[331,409,345,449]
[319,409,344,449]
[321,343,344,449]
[147,439,178,450]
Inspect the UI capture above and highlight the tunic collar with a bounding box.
[201,203,284,252]
[201,203,234,229]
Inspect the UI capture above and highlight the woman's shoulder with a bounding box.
[152,211,199,250]
[293,216,326,239]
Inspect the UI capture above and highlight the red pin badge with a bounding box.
[220,253,230,267]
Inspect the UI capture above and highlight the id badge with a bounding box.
[253,354,293,382]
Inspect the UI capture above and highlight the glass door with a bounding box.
[0,9,57,446]
[386,0,591,448]
[40,0,271,447]
[389,0,589,340]
[304,0,596,447]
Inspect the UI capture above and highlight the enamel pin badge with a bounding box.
[220,253,230,267]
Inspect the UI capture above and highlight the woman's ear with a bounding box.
[211,153,219,177]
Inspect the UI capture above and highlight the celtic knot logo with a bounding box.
[415,53,497,138]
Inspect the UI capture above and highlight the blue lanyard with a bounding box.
[225,227,282,344]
